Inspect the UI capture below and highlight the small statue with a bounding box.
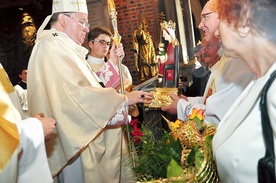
[133,14,158,81]
[157,20,179,77]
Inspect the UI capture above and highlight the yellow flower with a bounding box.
[164,119,184,140]
[195,109,205,121]
[167,119,182,132]
[174,119,182,128]
[187,108,205,121]
[187,108,197,120]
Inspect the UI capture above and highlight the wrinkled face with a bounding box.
[194,49,206,67]
[198,2,220,41]
[63,12,89,45]
[19,70,27,82]
[201,39,220,67]
[88,34,111,58]
[215,20,241,59]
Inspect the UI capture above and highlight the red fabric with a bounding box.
[165,43,174,65]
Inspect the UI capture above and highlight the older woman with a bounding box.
[212,0,276,182]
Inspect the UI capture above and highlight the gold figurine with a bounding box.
[133,14,158,82]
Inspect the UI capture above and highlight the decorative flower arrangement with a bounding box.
[129,117,143,144]
[132,126,182,182]
[132,108,219,182]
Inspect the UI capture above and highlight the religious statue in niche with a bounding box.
[14,12,37,85]
[21,13,37,47]
[133,14,158,82]
[157,20,179,80]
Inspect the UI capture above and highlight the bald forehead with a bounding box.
[201,1,211,14]
[203,36,219,46]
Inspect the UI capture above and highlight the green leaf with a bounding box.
[205,135,214,144]
[167,158,183,179]
[194,146,204,171]
[186,145,200,165]
[194,117,202,130]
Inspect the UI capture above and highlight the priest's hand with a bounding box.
[179,94,188,101]
[33,113,56,141]
[161,92,181,115]
[125,91,153,106]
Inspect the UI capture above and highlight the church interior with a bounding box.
[0,0,208,87]
[2,1,274,182]
[0,0,211,153]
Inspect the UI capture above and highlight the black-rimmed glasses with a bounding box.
[91,40,111,46]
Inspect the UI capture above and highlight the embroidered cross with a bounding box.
[71,1,86,11]
[52,1,59,12]
[52,33,58,37]
[204,79,214,104]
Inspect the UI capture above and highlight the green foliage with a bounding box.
[194,117,203,131]
[167,159,183,180]
[186,136,214,172]
[133,126,182,181]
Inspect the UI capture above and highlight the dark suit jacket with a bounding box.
[184,66,210,97]
[17,81,27,89]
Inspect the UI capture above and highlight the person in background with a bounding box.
[87,26,138,119]
[0,63,56,183]
[14,68,28,115]
[184,38,212,97]
[161,35,220,124]
[212,0,276,182]
[161,0,255,126]
[16,68,27,89]
[194,41,205,67]
[27,1,152,183]
[201,37,221,69]
[87,26,132,91]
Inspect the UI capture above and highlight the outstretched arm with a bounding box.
[161,92,206,121]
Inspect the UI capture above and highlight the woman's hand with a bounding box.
[125,91,153,106]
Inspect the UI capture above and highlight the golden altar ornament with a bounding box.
[162,109,219,183]
[145,88,178,108]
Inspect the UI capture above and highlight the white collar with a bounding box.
[87,55,105,64]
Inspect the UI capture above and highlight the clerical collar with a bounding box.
[87,55,104,64]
